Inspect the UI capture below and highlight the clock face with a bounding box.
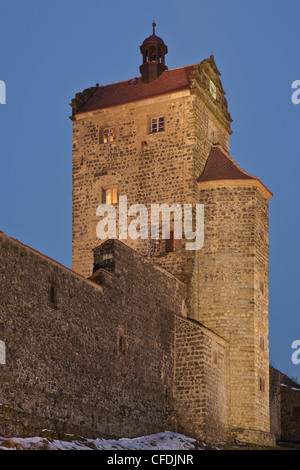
[209,80,217,100]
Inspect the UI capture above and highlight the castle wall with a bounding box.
[0,233,186,438]
[174,316,228,442]
[269,366,282,439]
[280,387,300,441]
[269,366,300,442]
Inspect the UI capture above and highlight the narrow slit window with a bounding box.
[49,283,57,308]
[119,336,127,356]
[260,336,265,351]
[259,376,265,392]
[166,230,175,252]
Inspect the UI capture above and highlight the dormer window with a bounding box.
[151,116,164,133]
[103,127,115,143]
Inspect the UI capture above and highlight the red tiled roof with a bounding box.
[76,64,197,114]
[198,145,257,182]
[198,145,273,198]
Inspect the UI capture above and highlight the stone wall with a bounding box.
[174,316,228,442]
[269,366,300,442]
[269,366,282,439]
[0,233,186,439]
[280,386,300,441]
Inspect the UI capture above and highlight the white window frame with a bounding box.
[151,116,164,133]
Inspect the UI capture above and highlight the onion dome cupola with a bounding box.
[140,21,168,83]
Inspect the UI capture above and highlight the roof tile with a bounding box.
[76,64,196,114]
[198,145,257,182]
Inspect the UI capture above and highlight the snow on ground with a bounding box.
[0,431,202,451]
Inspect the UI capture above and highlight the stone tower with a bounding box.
[70,25,273,443]
[196,145,273,442]
[71,25,232,280]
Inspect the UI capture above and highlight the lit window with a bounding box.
[103,127,115,143]
[151,117,164,133]
[102,187,118,205]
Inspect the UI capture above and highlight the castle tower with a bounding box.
[71,26,232,279]
[196,145,273,441]
[70,26,273,444]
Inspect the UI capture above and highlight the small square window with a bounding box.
[102,127,115,143]
[151,117,164,133]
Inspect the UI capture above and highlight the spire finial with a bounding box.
[152,20,156,35]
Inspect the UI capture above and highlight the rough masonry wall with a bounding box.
[72,91,197,280]
[269,366,300,442]
[253,189,271,431]
[280,387,300,441]
[174,316,228,442]
[0,233,186,439]
[195,183,271,441]
[269,366,282,439]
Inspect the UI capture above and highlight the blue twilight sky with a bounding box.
[0,0,299,380]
